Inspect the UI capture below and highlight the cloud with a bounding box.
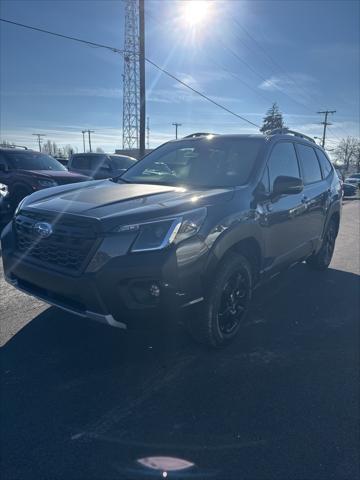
[259,73,316,93]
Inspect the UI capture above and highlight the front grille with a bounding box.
[14,211,99,274]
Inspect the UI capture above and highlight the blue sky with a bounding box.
[0,0,359,154]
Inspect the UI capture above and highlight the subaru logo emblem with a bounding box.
[33,222,53,238]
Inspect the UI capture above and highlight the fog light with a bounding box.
[149,283,160,297]
[130,280,161,305]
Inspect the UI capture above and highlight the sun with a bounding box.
[182,0,212,28]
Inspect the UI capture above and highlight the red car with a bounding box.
[0,147,90,209]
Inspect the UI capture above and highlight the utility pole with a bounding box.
[81,130,86,152]
[317,110,336,148]
[172,122,182,139]
[32,133,46,152]
[146,116,150,149]
[85,130,95,152]
[139,0,145,158]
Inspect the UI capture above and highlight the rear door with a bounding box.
[295,143,328,247]
[259,141,310,273]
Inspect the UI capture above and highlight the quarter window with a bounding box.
[297,144,322,184]
[268,142,300,190]
[316,149,333,178]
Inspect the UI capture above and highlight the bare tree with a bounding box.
[64,145,75,158]
[334,137,360,172]
[0,140,15,147]
[42,140,60,156]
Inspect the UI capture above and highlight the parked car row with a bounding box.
[344,173,360,187]
[0,147,137,224]
[335,169,360,197]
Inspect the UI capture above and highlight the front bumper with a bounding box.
[1,221,208,328]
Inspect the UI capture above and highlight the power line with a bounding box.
[231,18,323,109]
[0,18,127,54]
[145,59,260,128]
[0,17,260,129]
[231,18,353,140]
[219,36,324,115]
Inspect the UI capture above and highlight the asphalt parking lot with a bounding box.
[1,200,359,480]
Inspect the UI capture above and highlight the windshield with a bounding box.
[5,151,67,171]
[122,137,264,187]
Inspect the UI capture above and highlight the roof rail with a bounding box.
[1,144,29,150]
[183,132,217,139]
[267,128,316,144]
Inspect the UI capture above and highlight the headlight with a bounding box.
[0,183,9,198]
[115,207,207,252]
[38,179,58,188]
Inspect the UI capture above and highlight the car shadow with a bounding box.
[1,264,359,479]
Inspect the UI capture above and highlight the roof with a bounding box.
[177,130,319,147]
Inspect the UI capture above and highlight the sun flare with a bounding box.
[182,0,212,28]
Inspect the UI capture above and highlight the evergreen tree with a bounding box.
[260,102,285,133]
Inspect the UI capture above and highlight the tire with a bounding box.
[187,253,252,348]
[306,218,337,271]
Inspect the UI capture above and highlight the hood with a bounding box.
[21,169,90,183]
[20,179,234,226]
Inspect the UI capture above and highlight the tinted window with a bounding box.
[316,149,333,178]
[71,156,90,170]
[89,155,108,170]
[109,156,136,170]
[268,142,300,189]
[4,151,66,171]
[297,145,322,184]
[123,137,264,187]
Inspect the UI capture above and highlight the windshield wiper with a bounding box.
[108,174,129,183]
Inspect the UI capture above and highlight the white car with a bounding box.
[345,173,360,186]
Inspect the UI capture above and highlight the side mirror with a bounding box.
[272,175,303,196]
